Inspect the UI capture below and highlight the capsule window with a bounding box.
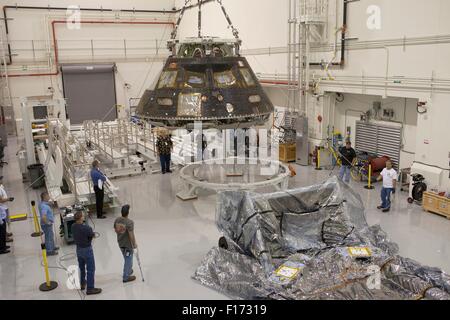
[157,71,178,89]
[213,70,237,88]
[239,68,256,87]
[185,71,206,88]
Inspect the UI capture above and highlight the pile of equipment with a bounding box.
[193,177,450,300]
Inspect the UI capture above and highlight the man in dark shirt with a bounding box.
[338,140,357,183]
[196,132,208,161]
[90,160,107,219]
[156,130,173,174]
[114,205,137,283]
[71,211,102,295]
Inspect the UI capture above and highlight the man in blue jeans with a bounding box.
[90,160,107,219]
[39,192,59,256]
[114,205,137,283]
[71,211,102,295]
[0,183,14,244]
[377,160,398,212]
[338,140,356,183]
[156,130,173,174]
[0,205,10,254]
[0,183,14,254]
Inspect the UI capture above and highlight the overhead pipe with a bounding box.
[240,33,450,57]
[2,1,210,64]
[260,72,450,85]
[260,80,293,86]
[7,20,175,77]
[259,74,450,93]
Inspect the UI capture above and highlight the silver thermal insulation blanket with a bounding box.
[193,177,450,300]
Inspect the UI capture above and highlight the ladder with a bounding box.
[0,22,12,109]
[287,0,299,113]
[288,0,329,116]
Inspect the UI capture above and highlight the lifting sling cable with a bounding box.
[198,0,202,38]
[216,0,240,39]
[171,0,192,40]
[171,0,241,41]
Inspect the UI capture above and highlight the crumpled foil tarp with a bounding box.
[192,176,450,300]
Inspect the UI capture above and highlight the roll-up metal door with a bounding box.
[355,121,402,169]
[61,64,117,124]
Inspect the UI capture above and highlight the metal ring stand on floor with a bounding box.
[176,157,291,200]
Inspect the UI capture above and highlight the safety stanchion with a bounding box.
[30,201,58,292]
[39,241,58,292]
[315,147,323,170]
[30,200,43,237]
[364,164,375,190]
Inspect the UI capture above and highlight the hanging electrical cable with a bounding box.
[136,24,171,98]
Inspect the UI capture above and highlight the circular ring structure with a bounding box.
[178,157,291,193]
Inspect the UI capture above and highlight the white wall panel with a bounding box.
[2,0,176,118]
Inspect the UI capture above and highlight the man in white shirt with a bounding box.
[0,184,13,244]
[0,205,9,254]
[376,160,397,212]
[0,184,14,254]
